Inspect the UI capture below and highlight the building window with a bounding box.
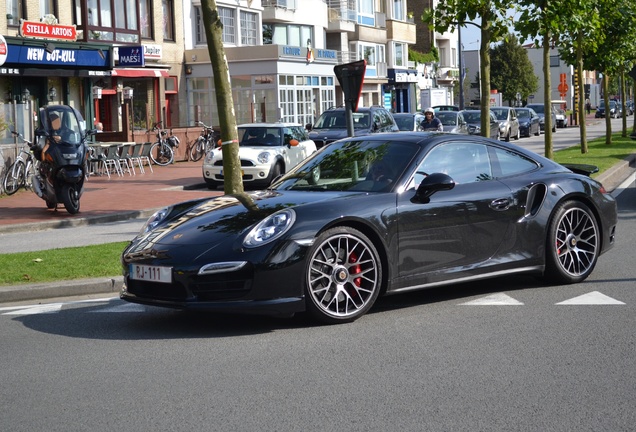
[438,47,446,67]
[219,6,235,44]
[195,6,206,44]
[451,48,456,67]
[392,0,404,21]
[240,10,257,46]
[140,0,152,38]
[40,0,57,17]
[263,24,312,47]
[6,0,24,26]
[79,0,140,43]
[394,42,405,67]
[550,55,560,67]
[162,0,175,41]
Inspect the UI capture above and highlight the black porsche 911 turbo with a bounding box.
[120,132,617,324]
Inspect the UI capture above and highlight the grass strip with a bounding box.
[0,242,128,286]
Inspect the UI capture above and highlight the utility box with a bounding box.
[420,88,448,109]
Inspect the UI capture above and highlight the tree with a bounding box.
[201,0,243,195]
[490,33,538,105]
[423,0,517,139]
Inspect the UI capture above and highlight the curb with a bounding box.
[0,277,123,303]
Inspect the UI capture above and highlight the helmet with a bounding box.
[424,107,435,115]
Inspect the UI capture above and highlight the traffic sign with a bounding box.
[558,83,569,94]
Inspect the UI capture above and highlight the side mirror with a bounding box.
[288,139,299,147]
[414,172,455,203]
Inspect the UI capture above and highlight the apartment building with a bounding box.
[1,0,184,141]
[183,0,417,127]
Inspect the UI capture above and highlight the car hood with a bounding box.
[125,190,366,255]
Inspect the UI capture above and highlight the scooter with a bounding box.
[31,105,97,214]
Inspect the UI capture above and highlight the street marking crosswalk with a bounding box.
[556,291,625,305]
[459,293,524,305]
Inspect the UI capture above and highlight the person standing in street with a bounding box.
[420,107,443,131]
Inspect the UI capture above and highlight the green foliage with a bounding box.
[409,48,439,65]
[490,34,538,102]
[553,133,635,176]
[0,242,128,285]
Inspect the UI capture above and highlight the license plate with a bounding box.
[129,264,173,284]
[220,169,244,176]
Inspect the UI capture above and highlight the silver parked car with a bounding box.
[490,106,520,142]
[436,111,468,134]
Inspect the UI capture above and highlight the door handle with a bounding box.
[490,198,510,211]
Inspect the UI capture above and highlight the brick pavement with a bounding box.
[0,161,221,233]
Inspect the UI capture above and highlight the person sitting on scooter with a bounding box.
[49,112,74,143]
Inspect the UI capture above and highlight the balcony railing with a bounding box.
[262,0,297,10]
[327,0,356,22]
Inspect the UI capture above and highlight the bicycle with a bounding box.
[2,131,39,196]
[149,121,178,166]
[189,121,216,162]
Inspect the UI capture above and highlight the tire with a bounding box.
[150,142,174,166]
[514,127,521,140]
[307,166,321,185]
[267,162,283,186]
[534,126,540,136]
[61,184,80,214]
[504,130,510,142]
[204,178,220,190]
[3,161,26,195]
[544,201,599,284]
[45,200,56,209]
[189,138,205,162]
[305,227,382,324]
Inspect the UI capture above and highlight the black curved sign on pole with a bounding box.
[334,60,366,137]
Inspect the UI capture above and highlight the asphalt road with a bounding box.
[1,182,634,431]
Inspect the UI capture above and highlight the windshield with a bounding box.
[238,127,283,146]
[528,105,544,114]
[393,116,415,131]
[516,109,531,119]
[313,111,370,130]
[462,112,481,123]
[41,106,83,144]
[273,139,420,193]
[436,112,458,126]
[490,108,510,121]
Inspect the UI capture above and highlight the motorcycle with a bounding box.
[31,105,97,214]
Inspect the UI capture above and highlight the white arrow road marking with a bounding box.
[459,293,524,305]
[556,291,625,305]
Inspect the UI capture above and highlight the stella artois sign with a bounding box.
[19,20,77,41]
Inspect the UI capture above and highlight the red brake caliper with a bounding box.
[349,251,362,288]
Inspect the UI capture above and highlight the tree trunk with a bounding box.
[603,74,612,145]
[479,10,492,139]
[542,34,553,159]
[576,34,587,154]
[201,0,244,195]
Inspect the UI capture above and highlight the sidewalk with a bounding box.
[0,160,221,234]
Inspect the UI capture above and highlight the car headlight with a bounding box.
[257,152,272,164]
[243,209,296,248]
[140,206,171,234]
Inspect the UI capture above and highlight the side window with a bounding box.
[490,147,539,177]
[416,143,493,185]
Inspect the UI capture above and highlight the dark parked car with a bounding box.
[436,110,468,134]
[307,105,399,148]
[121,132,617,324]
[595,100,620,119]
[516,107,541,137]
[461,109,500,140]
[393,112,426,131]
[526,103,557,132]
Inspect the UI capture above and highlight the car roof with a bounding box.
[238,122,302,128]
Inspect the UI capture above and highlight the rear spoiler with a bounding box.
[561,163,599,177]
